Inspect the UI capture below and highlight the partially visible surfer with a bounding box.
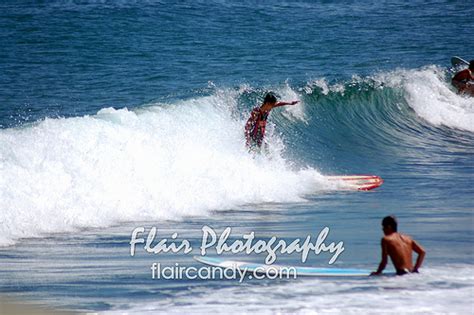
[452,60,474,96]
[371,216,425,276]
[244,93,299,152]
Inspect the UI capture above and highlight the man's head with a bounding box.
[382,215,398,235]
[263,93,278,105]
[469,60,474,71]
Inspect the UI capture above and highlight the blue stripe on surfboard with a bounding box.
[194,256,378,277]
[196,256,223,264]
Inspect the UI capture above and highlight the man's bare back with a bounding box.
[372,216,425,276]
[383,233,416,274]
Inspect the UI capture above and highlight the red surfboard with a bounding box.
[326,175,383,191]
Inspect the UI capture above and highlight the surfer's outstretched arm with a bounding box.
[371,238,388,276]
[411,240,425,273]
[274,100,299,107]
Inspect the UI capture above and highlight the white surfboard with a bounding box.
[194,256,389,277]
[451,56,469,67]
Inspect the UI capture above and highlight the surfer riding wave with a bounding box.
[244,93,299,152]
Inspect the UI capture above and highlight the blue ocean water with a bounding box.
[0,1,473,314]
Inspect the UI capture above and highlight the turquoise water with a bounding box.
[0,1,473,314]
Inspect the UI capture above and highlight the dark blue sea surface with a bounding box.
[1,0,472,127]
[0,1,473,314]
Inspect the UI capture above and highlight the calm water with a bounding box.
[0,1,473,314]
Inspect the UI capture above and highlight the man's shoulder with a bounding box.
[455,69,470,77]
[399,233,413,242]
[383,233,412,241]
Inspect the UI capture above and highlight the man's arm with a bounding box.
[452,70,470,88]
[411,240,425,273]
[371,238,388,276]
[274,100,299,107]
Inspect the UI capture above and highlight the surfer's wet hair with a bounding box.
[263,93,278,104]
[470,60,474,70]
[382,215,398,232]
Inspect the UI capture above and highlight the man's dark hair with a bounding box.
[263,93,278,104]
[382,215,398,232]
[469,60,474,70]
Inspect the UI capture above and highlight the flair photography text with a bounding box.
[130,225,344,279]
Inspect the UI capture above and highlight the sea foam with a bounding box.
[0,92,330,246]
[380,66,474,132]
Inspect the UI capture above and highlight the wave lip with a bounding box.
[1,66,472,246]
[382,66,474,133]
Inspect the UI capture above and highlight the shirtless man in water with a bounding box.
[244,93,299,151]
[371,216,426,276]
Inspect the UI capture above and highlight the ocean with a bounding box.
[0,1,473,314]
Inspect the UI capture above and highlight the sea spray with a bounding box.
[0,92,330,246]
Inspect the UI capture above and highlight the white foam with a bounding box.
[301,78,346,96]
[0,92,332,246]
[101,264,474,315]
[278,82,307,123]
[379,66,474,132]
